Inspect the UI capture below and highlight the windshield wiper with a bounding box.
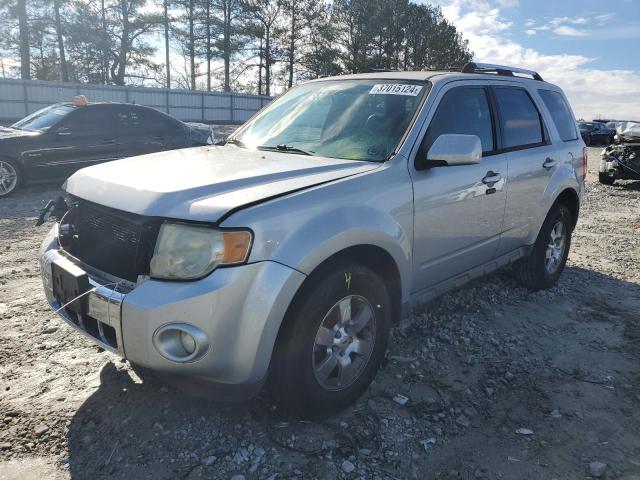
[258,144,313,156]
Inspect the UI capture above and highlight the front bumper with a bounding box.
[39,225,306,396]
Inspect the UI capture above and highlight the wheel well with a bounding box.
[555,188,580,229]
[303,245,403,324]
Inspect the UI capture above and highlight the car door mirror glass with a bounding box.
[424,134,482,167]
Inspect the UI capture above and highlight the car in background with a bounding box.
[578,121,614,146]
[0,99,214,197]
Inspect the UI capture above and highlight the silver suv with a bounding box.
[39,63,586,414]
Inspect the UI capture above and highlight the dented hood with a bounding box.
[64,145,379,222]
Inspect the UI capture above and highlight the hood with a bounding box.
[0,126,39,140]
[64,145,380,222]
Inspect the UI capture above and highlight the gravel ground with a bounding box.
[1,146,639,480]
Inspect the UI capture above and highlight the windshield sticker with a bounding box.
[369,84,423,96]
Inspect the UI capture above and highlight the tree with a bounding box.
[52,0,68,81]
[0,0,472,96]
[163,0,170,87]
[212,0,242,91]
[296,0,340,79]
[17,0,30,78]
[242,0,282,96]
[108,0,159,85]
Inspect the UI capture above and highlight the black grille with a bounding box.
[66,201,161,282]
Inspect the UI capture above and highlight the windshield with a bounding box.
[232,80,428,162]
[12,104,75,131]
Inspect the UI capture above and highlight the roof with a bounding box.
[310,65,558,89]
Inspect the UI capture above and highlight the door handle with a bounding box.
[101,139,116,145]
[543,158,556,170]
[482,171,502,185]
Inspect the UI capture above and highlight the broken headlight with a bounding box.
[150,223,252,280]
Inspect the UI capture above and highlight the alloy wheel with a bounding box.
[0,161,18,196]
[545,220,566,274]
[312,295,376,391]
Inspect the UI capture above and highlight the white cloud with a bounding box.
[525,29,536,36]
[429,0,640,119]
[554,25,590,37]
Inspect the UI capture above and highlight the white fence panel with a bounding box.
[0,78,270,124]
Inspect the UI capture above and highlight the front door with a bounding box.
[27,105,121,179]
[410,83,508,292]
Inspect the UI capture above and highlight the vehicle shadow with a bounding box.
[65,362,277,479]
[63,265,640,480]
[616,180,640,191]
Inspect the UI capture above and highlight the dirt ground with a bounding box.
[0,146,639,480]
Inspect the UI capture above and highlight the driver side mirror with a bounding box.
[420,134,482,168]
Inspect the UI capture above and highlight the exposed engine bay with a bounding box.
[599,143,640,184]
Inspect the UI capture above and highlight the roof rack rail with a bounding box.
[368,67,399,73]
[461,62,544,81]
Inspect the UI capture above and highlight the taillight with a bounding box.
[582,146,588,180]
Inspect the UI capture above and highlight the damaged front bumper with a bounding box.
[39,224,307,400]
[40,224,127,354]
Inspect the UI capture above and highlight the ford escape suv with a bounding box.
[39,63,586,414]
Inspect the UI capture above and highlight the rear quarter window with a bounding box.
[538,90,578,142]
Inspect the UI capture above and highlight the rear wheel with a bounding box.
[269,263,391,415]
[598,172,615,185]
[514,203,573,291]
[0,159,21,197]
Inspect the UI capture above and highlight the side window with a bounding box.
[115,107,144,133]
[494,88,544,149]
[538,90,577,142]
[137,108,177,134]
[59,106,113,135]
[423,87,494,154]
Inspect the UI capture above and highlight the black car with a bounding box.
[578,121,614,146]
[0,101,213,197]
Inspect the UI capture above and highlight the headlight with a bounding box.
[150,223,252,280]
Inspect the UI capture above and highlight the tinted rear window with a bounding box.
[538,90,577,141]
[495,88,543,149]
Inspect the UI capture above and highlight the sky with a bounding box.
[424,0,640,120]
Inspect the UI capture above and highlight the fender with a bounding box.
[222,161,415,304]
[528,160,582,245]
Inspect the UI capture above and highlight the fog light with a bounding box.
[180,331,196,355]
[153,323,209,363]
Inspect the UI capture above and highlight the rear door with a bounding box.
[495,85,578,254]
[410,82,508,291]
[114,106,187,158]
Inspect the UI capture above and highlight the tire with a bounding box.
[0,158,22,198]
[599,172,615,185]
[514,203,573,291]
[269,262,391,415]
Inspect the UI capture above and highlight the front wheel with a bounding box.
[269,263,391,415]
[514,203,573,291]
[0,159,22,197]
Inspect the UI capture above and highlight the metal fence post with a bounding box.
[201,92,205,122]
[230,94,234,124]
[22,80,28,116]
[166,89,170,114]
